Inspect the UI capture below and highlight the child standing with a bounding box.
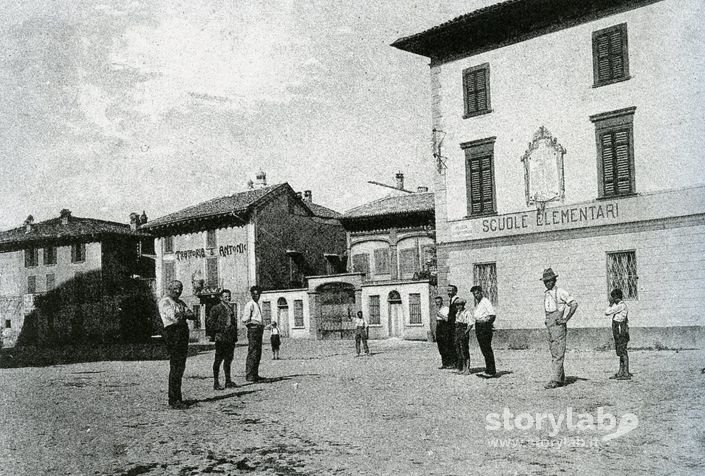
[605,289,631,380]
[267,321,281,360]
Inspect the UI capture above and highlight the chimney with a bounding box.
[303,190,312,202]
[129,212,139,231]
[254,170,267,189]
[24,215,34,234]
[59,209,72,225]
[139,210,148,225]
[395,172,404,190]
[296,191,303,200]
[246,179,254,190]
[417,186,429,193]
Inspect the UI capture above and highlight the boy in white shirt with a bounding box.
[605,288,631,380]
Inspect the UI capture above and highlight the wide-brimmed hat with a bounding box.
[540,268,559,282]
[455,298,466,305]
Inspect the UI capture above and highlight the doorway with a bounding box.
[277,298,290,337]
[387,290,403,338]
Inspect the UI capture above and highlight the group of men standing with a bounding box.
[158,281,266,409]
[435,269,581,389]
[434,284,497,378]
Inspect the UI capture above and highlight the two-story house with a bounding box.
[393,0,705,348]
[141,175,346,341]
[0,209,155,347]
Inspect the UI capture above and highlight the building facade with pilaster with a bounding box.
[393,0,705,348]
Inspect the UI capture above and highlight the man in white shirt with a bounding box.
[471,286,497,378]
[158,280,197,409]
[541,268,578,389]
[352,311,369,356]
[434,296,453,369]
[242,285,265,382]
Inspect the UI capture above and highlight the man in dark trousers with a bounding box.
[242,285,265,382]
[434,296,453,369]
[446,284,461,370]
[210,289,238,390]
[158,280,197,409]
[471,285,497,378]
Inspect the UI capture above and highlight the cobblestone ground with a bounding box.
[1,339,704,475]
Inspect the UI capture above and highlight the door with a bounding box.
[277,298,290,337]
[387,291,403,338]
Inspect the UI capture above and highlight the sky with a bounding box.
[0,0,495,230]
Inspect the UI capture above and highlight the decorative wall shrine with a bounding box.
[521,126,566,206]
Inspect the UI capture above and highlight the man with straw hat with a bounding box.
[541,268,578,389]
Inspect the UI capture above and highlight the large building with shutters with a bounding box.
[0,209,155,347]
[141,178,346,341]
[392,0,705,347]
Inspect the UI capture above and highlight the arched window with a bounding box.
[387,290,402,303]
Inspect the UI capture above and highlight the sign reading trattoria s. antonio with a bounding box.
[175,243,247,260]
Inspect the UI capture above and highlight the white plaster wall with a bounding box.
[361,282,432,340]
[156,226,249,306]
[435,0,705,221]
[446,223,705,329]
[260,289,310,338]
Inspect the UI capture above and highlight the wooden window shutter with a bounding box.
[601,128,632,196]
[468,155,494,214]
[593,24,628,86]
[206,257,218,287]
[463,63,490,117]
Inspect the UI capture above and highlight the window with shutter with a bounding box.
[206,257,218,287]
[163,236,174,254]
[462,137,496,216]
[163,261,175,293]
[294,300,304,327]
[262,301,272,326]
[399,248,419,278]
[46,273,55,291]
[352,253,370,277]
[27,276,37,294]
[592,23,629,87]
[71,243,85,263]
[590,107,636,198]
[463,63,491,118]
[409,293,422,324]
[374,248,390,275]
[206,229,216,249]
[44,246,57,266]
[368,295,381,325]
[25,248,39,268]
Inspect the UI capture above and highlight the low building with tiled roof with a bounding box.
[0,209,155,347]
[236,173,439,343]
[341,191,434,230]
[141,175,346,342]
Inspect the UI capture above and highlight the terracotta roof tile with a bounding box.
[343,192,434,219]
[143,184,288,229]
[0,216,149,248]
